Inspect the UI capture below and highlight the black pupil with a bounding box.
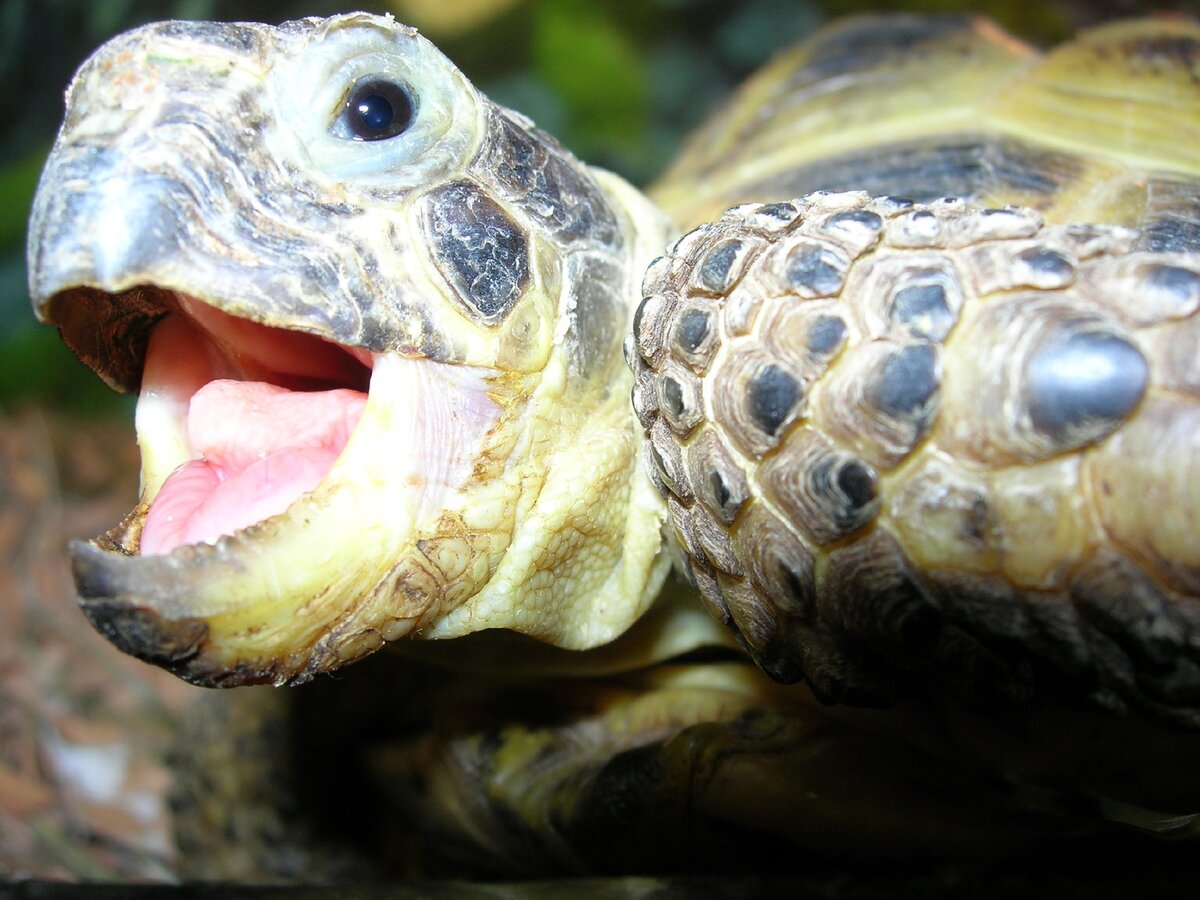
[346,81,413,141]
[356,94,393,130]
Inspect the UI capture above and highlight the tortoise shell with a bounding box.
[624,16,1200,723]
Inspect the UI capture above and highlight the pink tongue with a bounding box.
[141,380,367,555]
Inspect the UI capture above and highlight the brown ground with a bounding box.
[0,408,204,881]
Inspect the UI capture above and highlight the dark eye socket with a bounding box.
[341,79,415,141]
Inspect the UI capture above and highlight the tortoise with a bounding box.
[24,10,1200,876]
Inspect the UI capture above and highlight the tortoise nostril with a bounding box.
[29,163,188,303]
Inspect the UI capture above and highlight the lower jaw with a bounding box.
[78,350,505,686]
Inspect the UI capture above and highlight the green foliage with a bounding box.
[0,145,43,249]
[532,0,648,168]
[0,325,132,416]
[0,144,129,415]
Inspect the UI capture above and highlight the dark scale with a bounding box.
[809,453,880,537]
[813,208,885,259]
[708,469,732,510]
[1144,263,1200,316]
[722,578,778,655]
[483,113,620,245]
[647,440,677,498]
[823,209,884,239]
[762,436,881,546]
[693,510,744,577]
[879,196,915,214]
[690,431,749,525]
[669,496,703,561]
[632,295,651,346]
[746,363,803,435]
[696,239,747,293]
[1026,331,1149,443]
[688,559,734,629]
[866,342,940,419]
[641,254,673,297]
[758,653,804,685]
[653,421,694,503]
[1141,215,1200,254]
[1070,551,1181,670]
[422,181,530,322]
[1015,247,1074,286]
[785,15,967,93]
[785,242,847,297]
[835,459,877,512]
[660,375,686,418]
[977,207,1042,237]
[806,315,847,355]
[630,374,657,430]
[633,291,673,363]
[889,281,956,340]
[675,308,711,353]
[896,209,942,245]
[756,202,801,222]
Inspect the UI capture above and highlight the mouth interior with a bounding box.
[134,291,374,556]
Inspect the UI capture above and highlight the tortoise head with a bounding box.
[28,13,674,686]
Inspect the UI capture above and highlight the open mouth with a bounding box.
[34,281,508,685]
[134,292,374,556]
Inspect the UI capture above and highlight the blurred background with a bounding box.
[1,0,1198,886]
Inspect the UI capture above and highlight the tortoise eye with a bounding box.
[336,79,415,141]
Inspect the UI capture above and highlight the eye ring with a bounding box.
[336,79,416,142]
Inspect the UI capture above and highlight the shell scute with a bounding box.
[631,191,1200,721]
